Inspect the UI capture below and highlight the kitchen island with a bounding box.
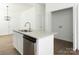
[13,30,54,55]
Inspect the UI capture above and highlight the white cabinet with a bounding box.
[13,32,23,55]
[13,31,54,55]
[35,4,45,31]
[36,34,54,55]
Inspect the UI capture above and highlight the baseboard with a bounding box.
[54,38,73,43]
[0,34,13,36]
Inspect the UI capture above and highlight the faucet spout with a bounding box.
[24,22,31,31]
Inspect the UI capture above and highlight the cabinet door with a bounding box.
[13,32,23,55]
[17,33,23,55]
[13,32,18,50]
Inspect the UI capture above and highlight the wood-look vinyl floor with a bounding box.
[54,38,78,55]
[0,35,20,55]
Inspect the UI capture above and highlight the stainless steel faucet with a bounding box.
[24,22,31,31]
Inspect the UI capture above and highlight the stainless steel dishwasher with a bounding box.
[23,35,36,55]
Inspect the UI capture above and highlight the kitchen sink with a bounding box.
[19,30,31,32]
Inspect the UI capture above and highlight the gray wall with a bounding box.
[51,8,73,42]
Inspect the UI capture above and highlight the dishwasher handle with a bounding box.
[23,35,36,43]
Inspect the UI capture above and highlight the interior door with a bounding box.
[52,8,73,42]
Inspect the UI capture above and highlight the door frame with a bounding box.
[50,5,78,51]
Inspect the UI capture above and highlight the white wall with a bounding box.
[0,3,34,35]
[0,3,11,35]
[0,3,45,35]
[19,3,45,31]
[51,8,73,42]
[45,3,78,50]
[8,3,34,34]
[0,3,22,35]
[19,7,36,30]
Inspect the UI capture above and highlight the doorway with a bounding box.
[51,7,73,54]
